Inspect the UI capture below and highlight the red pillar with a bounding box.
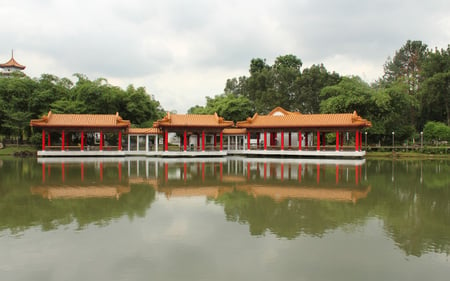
[247,131,251,150]
[355,130,359,151]
[281,130,284,151]
[336,131,339,151]
[316,164,320,184]
[99,131,103,151]
[298,163,302,182]
[164,130,168,151]
[81,131,84,151]
[336,164,339,184]
[298,131,302,151]
[214,134,217,149]
[264,131,267,150]
[42,130,46,151]
[183,130,187,151]
[61,130,65,151]
[118,131,122,151]
[316,131,320,151]
[288,132,292,148]
[281,163,284,181]
[202,131,205,151]
[264,162,267,180]
[220,131,223,151]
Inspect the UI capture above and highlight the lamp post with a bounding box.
[365,131,367,150]
[420,131,423,149]
[392,131,395,152]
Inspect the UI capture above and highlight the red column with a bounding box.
[183,130,187,151]
[336,131,339,151]
[298,131,302,151]
[264,131,267,150]
[247,132,251,150]
[316,131,320,151]
[288,132,292,148]
[42,130,46,151]
[298,163,302,182]
[281,130,284,151]
[100,131,104,151]
[355,130,359,151]
[118,131,122,151]
[220,132,223,151]
[164,130,168,151]
[202,131,205,151]
[61,130,65,151]
[81,131,84,151]
[281,163,284,181]
[316,164,320,184]
[336,164,339,184]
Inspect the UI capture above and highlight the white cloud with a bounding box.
[1,0,449,113]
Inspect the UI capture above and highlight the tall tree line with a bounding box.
[0,73,165,143]
[190,40,450,144]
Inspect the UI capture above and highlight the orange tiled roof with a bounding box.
[155,112,234,128]
[128,127,162,135]
[237,107,371,129]
[222,128,247,135]
[30,111,130,128]
[0,56,26,70]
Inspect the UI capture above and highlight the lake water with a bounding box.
[0,157,449,281]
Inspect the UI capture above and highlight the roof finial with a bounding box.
[11,49,14,59]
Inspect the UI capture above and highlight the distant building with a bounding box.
[0,50,26,76]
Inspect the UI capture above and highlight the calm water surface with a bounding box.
[0,157,449,281]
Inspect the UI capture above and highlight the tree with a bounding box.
[296,64,341,113]
[383,40,428,95]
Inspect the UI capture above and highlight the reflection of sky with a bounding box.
[1,197,449,281]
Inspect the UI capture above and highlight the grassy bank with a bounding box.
[0,145,37,156]
[366,151,450,159]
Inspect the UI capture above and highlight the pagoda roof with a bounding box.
[30,111,130,129]
[154,112,234,128]
[236,107,371,129]
[0,54,26,70]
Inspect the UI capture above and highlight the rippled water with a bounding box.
[0,157,449,281]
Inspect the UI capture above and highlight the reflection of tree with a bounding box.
[366,160,450,256]
[214,189,371,239]
[0,159,156,234]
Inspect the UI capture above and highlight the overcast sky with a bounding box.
[1,0,449,113]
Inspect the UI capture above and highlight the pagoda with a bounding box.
[0,50,26,76]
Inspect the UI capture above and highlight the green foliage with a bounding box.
[423,121,450,142]
[188,93,253,123]
[0,73,166,142]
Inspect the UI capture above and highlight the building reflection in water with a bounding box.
[34,157,370,203]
